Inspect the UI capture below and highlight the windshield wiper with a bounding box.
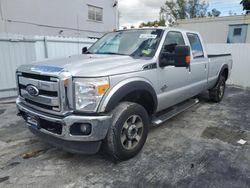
[97,52,128,56]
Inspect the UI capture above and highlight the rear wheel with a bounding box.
[209,76,226,102]
[104,102,149,161]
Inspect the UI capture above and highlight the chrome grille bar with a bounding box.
[19,76,59,92]
[20,89,60,106]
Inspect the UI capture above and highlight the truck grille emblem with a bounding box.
[26,85,39,97]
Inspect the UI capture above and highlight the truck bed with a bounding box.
[207,53,233,89]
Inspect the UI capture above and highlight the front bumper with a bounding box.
[16,98,112,154]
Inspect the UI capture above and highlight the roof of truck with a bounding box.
[117,27,200,35]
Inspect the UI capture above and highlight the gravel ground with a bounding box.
[0,86,250,188]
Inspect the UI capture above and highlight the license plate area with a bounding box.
[25,113,62,135]
[27,115,40,129]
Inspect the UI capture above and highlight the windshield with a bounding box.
[87,29,163,57]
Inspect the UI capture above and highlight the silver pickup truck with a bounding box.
[16,28,232,161]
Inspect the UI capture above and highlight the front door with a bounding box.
[157,31,192,112]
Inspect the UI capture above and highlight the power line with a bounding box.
[5,19,106,34]
[208,0,240,4]
[209,5,242,9]
[209,1,240,5]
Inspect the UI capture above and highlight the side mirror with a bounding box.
[82,47,88,54]
[174,45,191,67]
[159,45,191,68]
[159,52,175,67]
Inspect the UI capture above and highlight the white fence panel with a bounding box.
[206,43,250,88]
[0,34,96,99]
[42,36,95,59]
[1,37,249,99]
[0,35,37,98]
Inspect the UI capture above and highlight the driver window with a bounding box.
[162,31,185,53]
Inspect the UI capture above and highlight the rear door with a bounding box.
[185,33,208,95]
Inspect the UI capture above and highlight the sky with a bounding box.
[118,0,245,28]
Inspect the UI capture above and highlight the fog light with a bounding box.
[80,123,91,135]
[70,123,92,136]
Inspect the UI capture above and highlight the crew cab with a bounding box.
[16,28,232,161]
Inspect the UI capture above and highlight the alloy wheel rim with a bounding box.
[120,115,144,150]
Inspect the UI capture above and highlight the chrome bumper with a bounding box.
[16,98,112,142]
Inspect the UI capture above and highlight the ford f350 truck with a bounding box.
[16,28,232,161]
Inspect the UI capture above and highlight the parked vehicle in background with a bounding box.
[16,27,233,161]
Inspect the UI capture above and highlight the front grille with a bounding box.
[21,72,54,81]
[39,118,63,135]
[18,73,61,112]
[25,99,56,111]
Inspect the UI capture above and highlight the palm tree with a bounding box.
[240,0,250,11]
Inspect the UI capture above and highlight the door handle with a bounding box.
[161,84,168,92]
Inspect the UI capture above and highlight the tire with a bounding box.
[209,76,226,102]
[104,102,149,161]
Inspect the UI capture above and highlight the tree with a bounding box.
[160,0,209,21]
[207,8,221,17]
[240,0,250,11]
[140,19,166,27]
[212,8,221,17]
[187,0,208,18]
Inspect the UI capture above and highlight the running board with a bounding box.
[152,98,199,126]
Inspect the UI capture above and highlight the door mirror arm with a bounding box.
[82,47,88,54]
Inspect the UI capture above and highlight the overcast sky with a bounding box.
[118,0,245,27]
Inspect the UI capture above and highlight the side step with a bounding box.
[152,98,199,126]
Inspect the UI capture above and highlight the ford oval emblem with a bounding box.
[26,85,39,97]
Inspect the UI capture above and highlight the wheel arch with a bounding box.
[219,64,229,81]
[210,64,229,91]
[99,78,158,115]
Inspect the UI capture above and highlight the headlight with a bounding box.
[74,77,109,112]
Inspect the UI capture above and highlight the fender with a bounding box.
[211,64,229,89]
[218,64,229,80]
[98,78,158,113]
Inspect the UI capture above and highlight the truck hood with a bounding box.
[19,54,153,77]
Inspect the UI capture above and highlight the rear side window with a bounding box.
[162,31,185,53]
[187,33,204,58]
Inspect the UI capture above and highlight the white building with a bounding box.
[177,15,250,43]
[0,0,118,38]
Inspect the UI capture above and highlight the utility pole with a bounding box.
[113,0,118,29]
[0,0,6,32]
[0,0,3,20]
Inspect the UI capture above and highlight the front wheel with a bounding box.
[104,102,149,161]
[209,76,226,102]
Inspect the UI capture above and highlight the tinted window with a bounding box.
[187,33,204,58]
[162,31,185,53]
[233,28,242,36]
